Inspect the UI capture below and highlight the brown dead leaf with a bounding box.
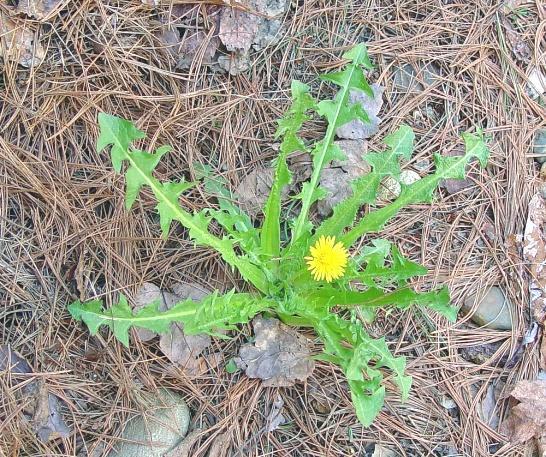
[266,394,286,432]
[335,83,384,140]
[159,283,212,376]
[234,316,315,387]
[0,345,71,442]
[16,0,63,20]
[218,7,259,53]
[235,167,275,217]
[177,31,220,69]
[541,327,546,372]
[500,16,530,63]
[501,380,546,444]
[317,139,370,217]
[523,193,546,324]
[0,13,45,67]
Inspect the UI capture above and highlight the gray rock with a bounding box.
[533,129,546,164]
[109,389,190,457]
[462,286,514,330]
[393,62,441,92]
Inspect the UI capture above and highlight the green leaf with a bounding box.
[261,81,315,263]
[225,359,239,373]
[155,180,198,237]
[353,244,427,287]
[349,382,385,427]
[68,292,273,348]
[314,125,415,241]
[343,43,374,69]
[310,313,409,427]
[125,146,171,210]
[342,130,490,247]
[304,285,449,311]
[291,44,375,244]
[96,114,269,294]
[97,113,145,173]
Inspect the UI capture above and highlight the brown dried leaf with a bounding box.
[176,31,220,69]
[0,345,70,442]
[317,139,370,217]
[0,13,45,67]
[234,167,275,217]
[207,432,230,457]
[265,394,286,432]
[235,316,315,387]
[523,193,546,324]
[159,283,212,376]
[218,7,259,53]
[501,16,530,62]
[501,380,546,443]
[335,83,384,140]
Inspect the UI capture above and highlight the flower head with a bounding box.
[305,235,348,282]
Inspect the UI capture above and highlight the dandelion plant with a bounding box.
[69,44,490,426]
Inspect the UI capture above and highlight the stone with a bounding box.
[462,286,514,330]
[533,129,546,164]
[400,169,421,186]
[109,389,190,457]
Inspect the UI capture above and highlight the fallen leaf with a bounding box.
[542,327,546,372]
[372,444,399,457]
[266,395,286,432]
[235,167,276,217]
[523,193,546,324]
[218,7,259,53]
[16,0,63,20]
[479,382,503,429]
[0,345,71,442]
[164,428,202,457]
[317,139,370,217]
[160,283,212,376]
[501,380,546,444]
[29,381,71,442]
[217,0,288,74]
[501,16,530,62]
[176,31,220,69]
[235,316,315,387]
[251,0,287,51]
[335,83,384,140]
[0,13,45,67]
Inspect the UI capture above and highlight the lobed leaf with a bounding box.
[314,125,415,241]
[341,130,490,247]
[290,44,375,244]
[69,292,272,348]
[261,81,315,263]
[96,113,269,293]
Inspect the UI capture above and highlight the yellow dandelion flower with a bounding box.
[305,235,348,282]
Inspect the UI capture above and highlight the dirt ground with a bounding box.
[1,0,545,456]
